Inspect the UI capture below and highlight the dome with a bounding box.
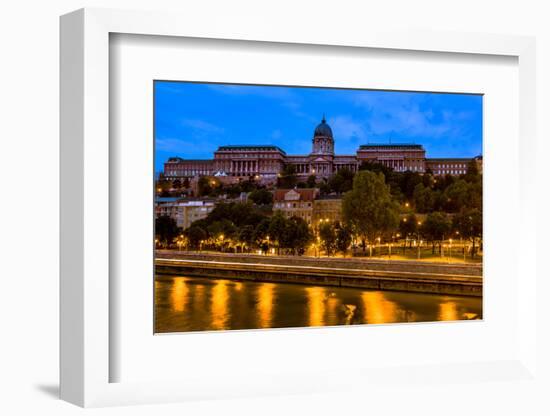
[314,115,333,138]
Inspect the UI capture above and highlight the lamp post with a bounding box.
[417,221,422,259]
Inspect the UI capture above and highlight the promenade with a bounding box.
[155,250,482,297]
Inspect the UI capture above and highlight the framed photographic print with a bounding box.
[153,81,483,334]
[60,7,539,409]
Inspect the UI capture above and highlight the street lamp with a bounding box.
[416,222,422,259]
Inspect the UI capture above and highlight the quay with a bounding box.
[155,251,482,297]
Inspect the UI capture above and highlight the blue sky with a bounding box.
[154,81,482,171]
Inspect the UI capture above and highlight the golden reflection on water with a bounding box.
[170,278,188,313]
[256,283,276,328]
[210,280,230,330]
[193,284,206,316]
[325,294,339,326]
[155,276,482,332]
[361,292,399,324]
[438,300,459,321]
[306,287,326,327]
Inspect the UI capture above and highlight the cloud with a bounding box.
[156,137,217,156]
[206,84,315,121]
[181,119,224,134]
[329,115,367,141]
[350,91,475,141]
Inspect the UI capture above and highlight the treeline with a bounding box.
[155,202,314,255]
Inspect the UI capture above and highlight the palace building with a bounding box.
[163,116,480,180]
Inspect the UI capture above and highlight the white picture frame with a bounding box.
[60,7,538,408]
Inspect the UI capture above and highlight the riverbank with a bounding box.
[155,251,482,297]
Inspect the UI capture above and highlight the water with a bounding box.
[155,276,482,333]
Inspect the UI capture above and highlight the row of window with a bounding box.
[274,202,313,208]
[431,163,466,169]
[434,170,466,175]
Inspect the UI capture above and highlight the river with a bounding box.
[155,275,482,333]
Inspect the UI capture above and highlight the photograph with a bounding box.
[153,81,483,333]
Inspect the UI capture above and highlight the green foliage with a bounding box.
[277,165,298,188]
[398,171,423,201]
[335,223,353,256]
[465,159,479,178]
[237,225,256,248]
[208,202,263,227]
[207,219,237,241]
[197,176,217,196]
[319,181,331,195]
[421,212,451,253]
[399,213,418,238]
[155,215,181,247]
[306,175,317,188]
[253,218,271,247]
[248,188,273,205]
[342,170,400,248]
[359,161,393,177]
[319,222,337,256]
[453,208,483,257]
[283,217,313,254]
[184,225,207,248]
[267,211,288,254]
[328,167,354,194]
[413,183,435,213]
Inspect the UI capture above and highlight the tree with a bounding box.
[453,208,483,258]
[155,215,180,247]
[277,165,298,188]
[443,179,470,212]
[248,188,273,205]
[306,175,317,188]
[328,167,354,194]
[335,223,353,257]
[399,213,418,250]
[319,181,331,195]
[318,222,337,256]
[268,211,288,255]
[421,212,451,254]
[398,170,423,200]
[465,159,479,177]
[237,225,256,252]
[197,176,217,196]
[413,183,435,213]
[182,177,190,188]
[342,170,400,254]
[184,225,207,249]
[284,217,313,255]
[359,161,393,177]
[253,218,271,252]
[207,219,237,249]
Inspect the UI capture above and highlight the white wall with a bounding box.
[1,0,549,415]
